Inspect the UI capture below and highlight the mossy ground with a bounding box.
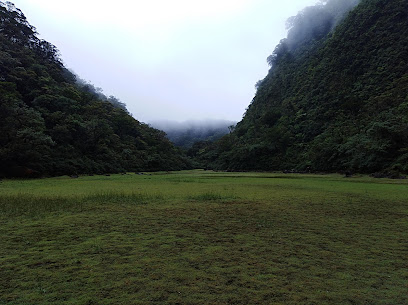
[1,170,407,304]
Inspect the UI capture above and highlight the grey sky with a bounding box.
[13,0,318,123]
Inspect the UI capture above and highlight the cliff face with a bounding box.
[206,0,408,174]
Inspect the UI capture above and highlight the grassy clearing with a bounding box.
[0,170,407,304]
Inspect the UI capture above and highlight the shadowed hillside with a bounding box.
[0,2,190,177]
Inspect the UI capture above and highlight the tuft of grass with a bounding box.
[0,191,166,219]
[0,194,83,218]
[83,191,163,205]
[188,191,239,202]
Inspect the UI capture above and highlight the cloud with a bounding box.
[14,0,319,122]
[20,0,254,28]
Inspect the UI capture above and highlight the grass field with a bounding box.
[1,170,407,304]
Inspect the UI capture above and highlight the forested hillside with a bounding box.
[202,0,408,175]
[0,2,190,177]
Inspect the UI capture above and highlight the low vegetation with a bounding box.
[1,170,407,304]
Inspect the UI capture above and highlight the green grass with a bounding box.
[0,170,407,304]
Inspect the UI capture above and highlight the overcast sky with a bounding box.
[13,0,318,123]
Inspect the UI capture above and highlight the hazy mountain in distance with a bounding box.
[150,119,236,149]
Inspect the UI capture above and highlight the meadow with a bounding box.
[0,170,407,304]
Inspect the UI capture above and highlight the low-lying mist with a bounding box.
[149,119,236,148]
[266,0,361,68]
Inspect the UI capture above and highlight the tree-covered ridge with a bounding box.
[0,1,190,177]
[202,0,408,174]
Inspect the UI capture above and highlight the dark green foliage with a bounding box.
[0,2,190,176]
[204,0,408,174]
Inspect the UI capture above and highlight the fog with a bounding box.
[11,0,360,123]
[150,119,235,147]
[150,119,235,132]
[286,0,360,51]
[265,0,360,69]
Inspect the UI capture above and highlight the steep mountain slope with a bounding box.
[205,0,408,174]
[0,2,190,177]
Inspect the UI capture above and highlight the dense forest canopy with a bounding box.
[200,0,408,175]
[0,1,190,177]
